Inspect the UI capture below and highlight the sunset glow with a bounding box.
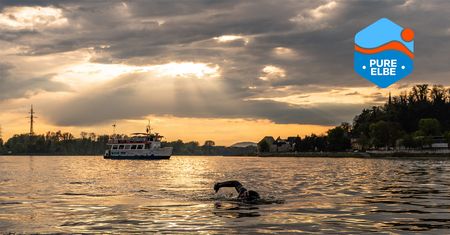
[0,6,67,30]
[259,65,286,81]
[214,35,250,44]
[56,61,220,87]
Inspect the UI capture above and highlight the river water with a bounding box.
[1,156,449,234]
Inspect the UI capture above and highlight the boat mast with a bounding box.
[111,122,117,141]
[112,122,116,135]
[146,120,152,135]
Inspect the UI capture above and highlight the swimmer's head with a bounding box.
[245,190,260,202]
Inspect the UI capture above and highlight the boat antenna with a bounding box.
[112,122,116,136]
[146,120,152,134]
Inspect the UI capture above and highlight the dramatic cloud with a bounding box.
[0,63,68,100]
[0,0,449,127]
[43,71,363,126]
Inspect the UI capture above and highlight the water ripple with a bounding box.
[0,156,449,233]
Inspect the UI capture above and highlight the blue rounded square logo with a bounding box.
[354,18,414,88]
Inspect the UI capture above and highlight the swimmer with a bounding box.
[214,180,260,202]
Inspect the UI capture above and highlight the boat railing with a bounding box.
[107,138,161,144]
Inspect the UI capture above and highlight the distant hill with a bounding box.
[230,142,257,148]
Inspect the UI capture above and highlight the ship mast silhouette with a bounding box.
[112,122,117,136]
[146,120,152,134]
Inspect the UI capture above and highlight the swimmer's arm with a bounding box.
[214,180,247,194]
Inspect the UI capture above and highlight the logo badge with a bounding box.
[354,18,414,88]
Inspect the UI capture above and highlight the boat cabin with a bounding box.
[111,143,146,150]
[107,133,163,151]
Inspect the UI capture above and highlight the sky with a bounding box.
[0,0,449,145]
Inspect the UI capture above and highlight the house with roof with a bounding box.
[258,135,301,153]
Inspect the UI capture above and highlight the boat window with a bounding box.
[131,145,137,149]
[112,145,118,149]
[125,145,131,149]
[119,145,124,149]
[137,145,143,149]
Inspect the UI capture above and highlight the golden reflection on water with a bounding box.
[0,156,450,233]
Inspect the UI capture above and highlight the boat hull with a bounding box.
[103,147,173,160]
[104,155,171,160]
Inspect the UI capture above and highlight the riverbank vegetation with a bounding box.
[258,84,450,153]
[0,132,255,156]
[352,84,450,150]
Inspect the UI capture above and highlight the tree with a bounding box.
[369,121,402,148]
[370,121,390,148]
[401,133,420,149]
[445,131,450,143]
[293,136,302,152]
[203,140,215,147]
[163,140,186,154]
[340,122,351,133]
[315,135,328,151]
[356,133,370,151]
[327,125,351,151]
[0,138,3,153]
[410,84,429,102]
[62,132,74,141]
[80,132,88,139]
[202,140,215,155]
[258,140,270,153]
[418,118,441,136]
[430,85,446,104]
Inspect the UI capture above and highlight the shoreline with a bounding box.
[258,151,450,158]
[1,152,450,158]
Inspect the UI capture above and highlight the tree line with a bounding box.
[351,84,450,150]
[258,84,450,152]
[0,131,256,155]
[0,131,110,155]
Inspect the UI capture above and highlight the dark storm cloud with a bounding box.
[1,0,450,125]
[0,63,69,100]
[44,71,363,126]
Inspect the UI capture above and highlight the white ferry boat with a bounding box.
[104,126,172,160]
